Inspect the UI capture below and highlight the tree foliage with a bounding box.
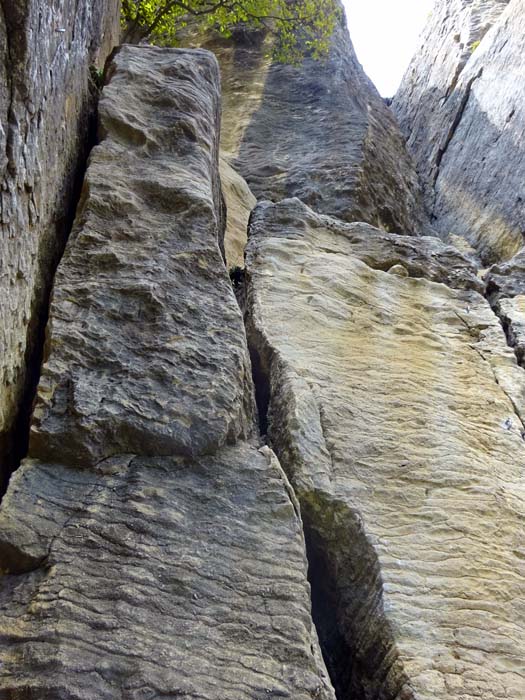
[121,0,341,62]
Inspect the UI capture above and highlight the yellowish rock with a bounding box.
[245,198,525,700]
[220,156,256,269]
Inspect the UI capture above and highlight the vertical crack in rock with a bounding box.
[394,0,524,264]
[431,68,483,193]
[245,302,409,700]
[0,94,99,500]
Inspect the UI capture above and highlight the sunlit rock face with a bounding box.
[394,0,525,264]
[245,197,525,700]
[0,0,120,489]
[0,46,336,700]
[191,7,427,238]
[220,155,256,269]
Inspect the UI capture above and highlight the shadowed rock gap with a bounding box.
[0,79,102,500]
[304,525,356,700]
[244,303,404,700]
[249,343,271,437]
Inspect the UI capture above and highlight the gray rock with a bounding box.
[394,0,525,264]
[0,447,334,700]
[221,155,256,269]
[29,46,254,468]
[192,6,426,236]
[0,47,335,700]
[0,0,120,486]
[249,198,483,292]
[497,295,525,365]
[486,248,525,302]
[244,198,525,700]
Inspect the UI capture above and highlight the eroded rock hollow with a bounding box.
[0,1,524,699]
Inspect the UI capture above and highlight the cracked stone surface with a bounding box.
[245,198,525,700]
[0,447,334,700]
[496,296,525,366]
[190,5,427,236]
[0,48,334,700]
[0,0,120,485]
[394,0,525,264]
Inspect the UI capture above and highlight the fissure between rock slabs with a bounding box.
[305,525,361,700]
[244,317,407,700]
[0,78,102,501]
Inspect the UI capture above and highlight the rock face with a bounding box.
[193,9,426,237]
[0,0,120,489]
[394,0,525,264]
[1,4,524,698]
[245,198,525,700]
[221,155,256,269]
[29,46,252,468]
[0,47,335,699]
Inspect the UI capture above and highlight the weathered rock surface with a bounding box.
[221,155,256,269]
[249,198,483,293]
[0,447,335,700]
[29,45,253,468]
[486,248,525,302]
[497,295,525,366]
[394,0,525,264]
[0,47,334,699]
[245,198,525,699]
[0,0,120,488]
[192,9,426,236]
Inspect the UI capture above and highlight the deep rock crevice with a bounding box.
[431,68,483,193]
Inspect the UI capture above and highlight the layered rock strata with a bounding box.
[0,47,334,700]
[192,8,426,236]
[0,0,120,489]
[244,198,525,700]
[394,0,525,263]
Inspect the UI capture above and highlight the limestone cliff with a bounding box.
[0,0,120,491]
[394,0,524,263]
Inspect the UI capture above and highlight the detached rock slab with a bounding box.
[29,46,254,467]
[245,199,525,700]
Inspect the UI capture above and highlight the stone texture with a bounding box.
[485,248,525,303]
[498,295,525,366]
[0,0,120,486]
[394,0,525,264]
[221,155,256,269]
[0,447,334,700]
[0,47,334,699]
[249,198,483,293]
[29,46,254,468]
[190,8,426,236]
[245,198,525,700]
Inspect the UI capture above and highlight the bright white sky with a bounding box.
[343,0,435,96]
